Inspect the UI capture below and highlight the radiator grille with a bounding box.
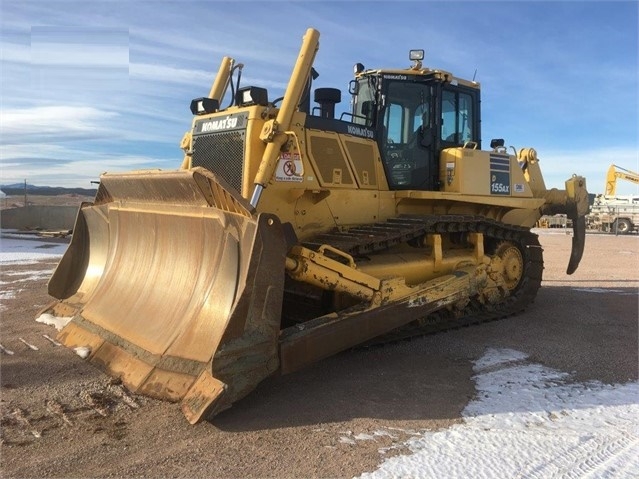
[191,130,245,193]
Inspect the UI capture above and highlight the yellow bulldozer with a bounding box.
[41,28,589,424]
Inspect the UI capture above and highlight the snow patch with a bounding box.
[36,313,73,331]
[74,346,91,359]
[373,430,398,439]
[0,236,67,264]
[356,348,639,479]
[573,287,634,295]
[42,334,62,346]
[1,269,55,283]
[353,433,376,441]
[19,338,39,351]
[472,347,529,372]
[0,290,16,301]
[0,343,15,355]
[339,436,356,445]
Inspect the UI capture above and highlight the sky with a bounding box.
[1,0,638,195]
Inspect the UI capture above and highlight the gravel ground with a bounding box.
[1,230,637,478]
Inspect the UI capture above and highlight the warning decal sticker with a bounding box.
[275,152,304,182]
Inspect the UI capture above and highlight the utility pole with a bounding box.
[24,179,27,208]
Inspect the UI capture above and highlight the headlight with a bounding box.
[236,86,268,107]
[409,49,424,61]
[189,97,219,115]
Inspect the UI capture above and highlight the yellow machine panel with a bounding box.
[440,148,534,198]
[340,136,380,189]
[307,131,356,187]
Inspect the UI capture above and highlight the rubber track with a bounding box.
[303,215,544,344]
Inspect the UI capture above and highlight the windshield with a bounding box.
[383,81,431,145]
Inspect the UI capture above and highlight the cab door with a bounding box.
[380,80,438,191]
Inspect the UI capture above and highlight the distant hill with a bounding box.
[0,183,98,197]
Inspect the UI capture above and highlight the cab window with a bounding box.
[352,78,377,126]
[386,103,404,143]
[441,89,474,144]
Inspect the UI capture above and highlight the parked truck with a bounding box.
[588,194,639,234]
[587,165,639,234]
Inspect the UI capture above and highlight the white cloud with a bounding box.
[129,63,213,85]
[1,106,118,140]
[0,40,30,64]
[129,62,289,92]
[32,43,129,67]
[1,151,167,188]
[0,138,172,188]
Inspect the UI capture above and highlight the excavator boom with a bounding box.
[605,164,639,196]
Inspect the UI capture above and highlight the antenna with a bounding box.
[472,69,478,82]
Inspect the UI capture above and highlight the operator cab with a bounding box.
[349,50,481,191]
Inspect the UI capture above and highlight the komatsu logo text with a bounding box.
[383,74,408,80]
[200,116,238,132]
[347,125,374,139]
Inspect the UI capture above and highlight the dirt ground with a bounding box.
[1,231,637,478]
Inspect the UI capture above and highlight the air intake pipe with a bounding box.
[314,87,341,119]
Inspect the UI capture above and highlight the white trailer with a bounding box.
[587,194,639,234]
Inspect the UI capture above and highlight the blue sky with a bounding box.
[1,1,637,194]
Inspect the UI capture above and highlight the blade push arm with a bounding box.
[250,28,320,208]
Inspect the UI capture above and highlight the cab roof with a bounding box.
[356,67,480,90]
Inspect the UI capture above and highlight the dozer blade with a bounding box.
[43,168,287,423]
